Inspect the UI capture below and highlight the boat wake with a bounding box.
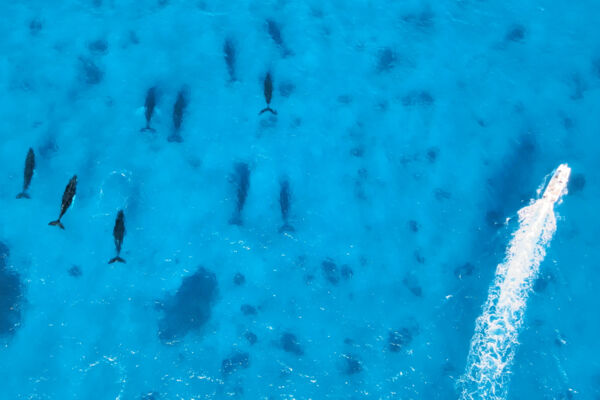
[459,164,571,400]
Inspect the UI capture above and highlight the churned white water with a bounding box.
[459,164,571,400]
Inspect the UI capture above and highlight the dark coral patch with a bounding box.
[484,133,538,231]
[426,148,438,163]
[485,210,504,229]
[233,272,245,286]
[281,332,304,356]
[402,90,434,106]
[0,242,23,338]
[279,82,295,97]
[388,319,419,353]
[341,265,353,280]
[88,39,108,54]
[322,258,340,285]
[505,24,525,42]
[342,354,362,375]
[401,9,435,32]
[78,56,103,85]
[533,273,554,293]
[434,188,451,200]
[403,274,422,297]
[68,265,82,277]
[241,304,257,316]
[408,220,419,233]
[39,137,59,159]
[388,328,413,352]
[321,259,353,284]
[0,242,8,261]
[29,18,42,35]
[377,47,397,72]
[157,267,218,343]
[414,251,425,264]
[454,263,475,279]
[244,331,257,345]
[568,173,585,194]
[221,352,249,375]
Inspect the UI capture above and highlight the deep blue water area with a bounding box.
[0,1,599,399]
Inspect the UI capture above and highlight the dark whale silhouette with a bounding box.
[140,87,157,132]
[108,210,126,264]
[16,148,35,199]
[168,88,188,143]
[278,179,294,232]
[259,72,277,115]
[224,38,236,82]
[49,175,77,229]
[229,163,250,225]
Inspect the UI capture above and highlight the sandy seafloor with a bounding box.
[0,0,598,399]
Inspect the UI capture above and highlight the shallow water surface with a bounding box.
[0,1,598,399]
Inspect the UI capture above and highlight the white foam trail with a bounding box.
[459,164,571,400]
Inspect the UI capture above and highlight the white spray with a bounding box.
[459,164,571,400]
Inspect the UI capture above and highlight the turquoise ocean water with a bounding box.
[0,1,598,399]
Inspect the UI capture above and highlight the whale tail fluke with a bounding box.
[167,133,183,143]
[108,256,126,264]
[278,223,295,233]
[259,107,277,115]
[16,192,30,199]
[49,220,64,229]
[140,125,156,133]
[229,215,242,226]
